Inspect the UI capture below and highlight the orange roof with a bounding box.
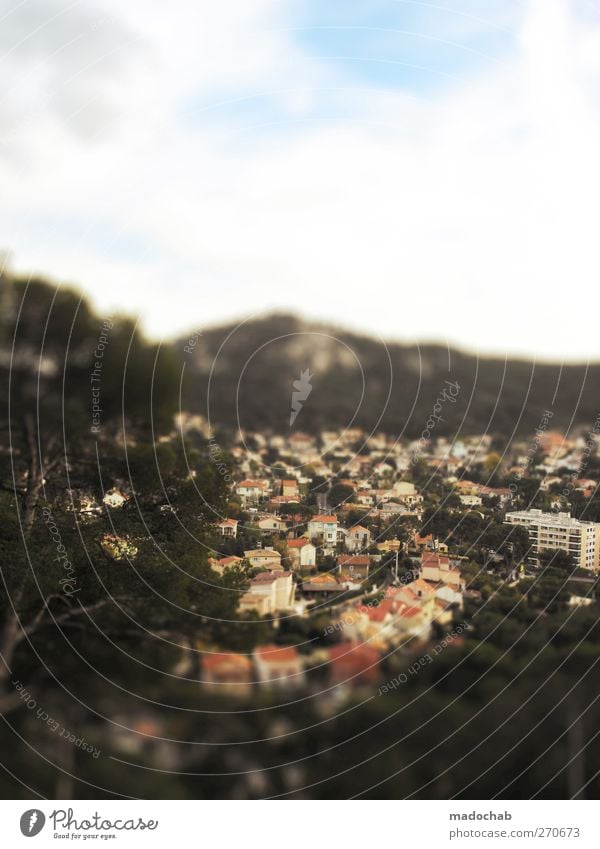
[237,479,265,488]
[287,537,311,548]
[218,556,242,566]
[337,555,371,566]
[312,514,337,523]
[422,552,449,567]
[255,644,299,662]
[203,652,252,671]
[328,642,380,680]
[414,532,433,544]
[310,573,339,584]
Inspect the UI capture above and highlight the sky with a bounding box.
[1,0,599,360]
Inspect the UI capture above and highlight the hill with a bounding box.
[177,312,600,440]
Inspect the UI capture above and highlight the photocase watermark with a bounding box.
[411,380,460,464]
[12,681,101,759]
[90,316,113,434]
[290,368,313,426]
[208,436,232,482]
[377,621,467,694]
[41,505,79,597]
[509,408,554,494]
[20,809,46,837]
[48,808,158,834]
[183,327,203,355]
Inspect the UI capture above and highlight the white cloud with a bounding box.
[1,0,599,359]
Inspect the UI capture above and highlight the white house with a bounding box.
[236,480,267,503]
[245,571,295,612]
[346,524,371,553]
[286,538,317,569]
[216,518,238,538]
[307,515,338,545]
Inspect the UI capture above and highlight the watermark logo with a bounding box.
[20,810,45,837]
[290,368,313,426]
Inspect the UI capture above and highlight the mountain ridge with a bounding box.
[176,313,600,440]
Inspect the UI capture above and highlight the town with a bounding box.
[122,414,600,698]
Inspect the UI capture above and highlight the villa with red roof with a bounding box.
[215,518,238,538]
[286,537,316,569]
[253,644,305,689]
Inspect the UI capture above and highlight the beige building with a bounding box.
[242,571,295,613]
[244,548,282,570]
[505,509,600,570]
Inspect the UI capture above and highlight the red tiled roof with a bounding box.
[203,652,252,671]
[219,556,242,566]
[287,537,311,548]
[328,642,380,680]
[338,555,371,566]
[251,570,291,584]
[255,644,299,662]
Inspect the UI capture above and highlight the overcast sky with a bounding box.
[1,0,599,360]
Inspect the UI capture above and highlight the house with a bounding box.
[253,644,305,690]
[257,515,287,533]
[208,555,243,575]
[202,653,253,697]
[412,533,448,553]
[288,432,316,456]
[349,599,400,648]
[454,480,480,496]
[376,539,404,554]
[103,488,128,508]
[435,583,463,610]
[392,481,423,506]
[327,642,381,687]
[393,481,417,498]
[281,479,300,499]
[244,548,282,570]
[337,554,371,582]
[269,495,302,508]
[433,598,454,626]
[379,502,420,517]
[346,524,371,553]
[301,574,343,598]
[420,553,464,589]
[286,537,317,569]
[215,518,238,537]
[394,603,432,641]
[421,552,450,581]
[459,494,482,507]
[238,592,272,616]
[307,515,338,545]
[236,479,267,503]
[244,571,295,612]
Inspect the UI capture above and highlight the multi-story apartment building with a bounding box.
[504,509,600,570]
